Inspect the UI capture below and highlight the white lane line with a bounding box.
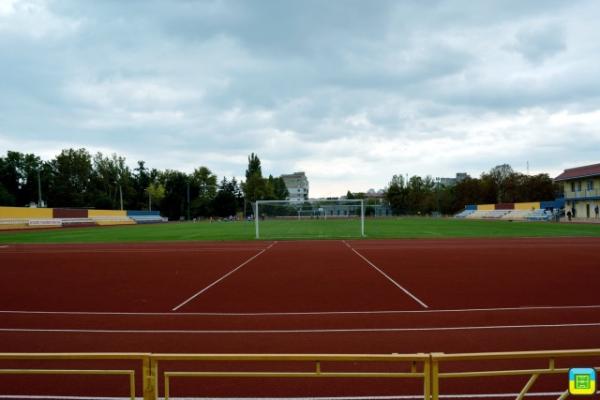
[171,242,277,311]
[2,304,600,317]
[2,322,600,334]
[343,241,429,309]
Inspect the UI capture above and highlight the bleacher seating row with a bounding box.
[456,208,552,221]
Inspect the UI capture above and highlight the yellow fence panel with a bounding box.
[431,349,600,400]
[88,209,127,217]
[477,204,495,211]
[0,206,53,219]
[514,202,541,210]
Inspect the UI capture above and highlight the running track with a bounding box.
[1,238,600,398]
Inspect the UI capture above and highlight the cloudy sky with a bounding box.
[1,0,600,197]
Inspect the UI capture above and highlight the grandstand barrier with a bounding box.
[28,219,63,227]
[495,203,514,210]
[0,206,53,219]
[515,202,541,210]
[53,208,88,219]
[465,204,477,210]
[1,350,598,399]
[477,204,495,211]
[88,209,127,218]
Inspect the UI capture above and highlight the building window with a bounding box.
[587,180,594,190]
[571,182,575,192]
[576,181,582,192]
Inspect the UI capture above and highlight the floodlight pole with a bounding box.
[119,184,123,211]
[361,199,365,237]
[37,168,42,207]
[255,201,259,239]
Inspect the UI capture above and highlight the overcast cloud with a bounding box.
[1,0,600,196]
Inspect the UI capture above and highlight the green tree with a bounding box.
[146,182,166,210]
[90,152,132,209]
[159,170,188,220]
[49,148,93,207]
[213,177,239,217]
[0,151,45,206]
[385,175,408,215]
[245,153,262,179]
[190,166,217,217]
[133,161,153,210]
[0,182,15,205]
[242,153,268,214]
[273,177,289,200]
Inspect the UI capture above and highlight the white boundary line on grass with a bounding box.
[2,304,600,316]
[342,241,429,309]
[2,321,600,334]
[171,242,277,311]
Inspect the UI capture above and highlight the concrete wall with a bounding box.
[514,202,541,210]
[0,206,53,219]
[88,209,127,217]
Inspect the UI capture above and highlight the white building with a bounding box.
[281,172,309,202]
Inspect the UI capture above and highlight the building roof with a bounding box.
[554,163,600,181]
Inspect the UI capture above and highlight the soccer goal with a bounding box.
[254,199,365,239]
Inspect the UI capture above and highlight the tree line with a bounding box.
[384,164,560,215]
[0,149,287,220]
[0,149,560,219]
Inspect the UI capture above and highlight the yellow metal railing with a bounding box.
[0,353,148,400]
[431,349,600,400]
[0,349,599,400]
[152,353,430,400]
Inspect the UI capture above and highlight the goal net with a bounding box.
[254,199,365,239]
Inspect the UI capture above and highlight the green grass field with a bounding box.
[1,218,600,243]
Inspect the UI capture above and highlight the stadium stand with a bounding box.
[454,209,476,218]
[482,210,511,219]
[526,209,552,221]
[456,201,554,221]
[88,209,135,226]
[0,206,164,230]
[127,210,164,224]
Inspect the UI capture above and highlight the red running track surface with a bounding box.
[1,238,600,398]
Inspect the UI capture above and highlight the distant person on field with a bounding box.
[595,205,599,218]
[567,210,572,221]
[572,207,576,218]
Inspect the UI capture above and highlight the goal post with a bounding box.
[254,199,365,239]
